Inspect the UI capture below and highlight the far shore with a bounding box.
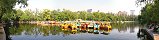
[18,21,136,24]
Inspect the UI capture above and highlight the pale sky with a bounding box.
[15,0,142,15]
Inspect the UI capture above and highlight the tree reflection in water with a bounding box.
[111,22,140,33]
[4,22,143,40]
[6,23,113,36]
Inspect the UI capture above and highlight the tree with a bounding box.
[10,8,137,21]
[137,0,159,24]
[78,11,88,20]
[0,0,28,22]
[42,9,51,21]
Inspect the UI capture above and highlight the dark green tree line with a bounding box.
[5,9,136,21]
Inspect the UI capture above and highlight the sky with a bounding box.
[15,0,142,15]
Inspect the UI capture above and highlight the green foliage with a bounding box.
[0,0,28,21]
[11,9,136,21]
[138,0,159,24]
[42,9,52,20]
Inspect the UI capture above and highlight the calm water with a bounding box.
[3,22,144,40]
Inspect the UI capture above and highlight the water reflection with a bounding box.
[4,22,145,40]
[111,22,140,33]
[7,24,113,36]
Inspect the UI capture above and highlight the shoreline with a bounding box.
[18,21,136,24]
[0,24,5,40]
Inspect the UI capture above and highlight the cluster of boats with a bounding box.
[36,20,112,34]
[60,21,112,34]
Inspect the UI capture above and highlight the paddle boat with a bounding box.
[94,30,99,34]
[61,23,69,30]
[99,22,112,35]
[88,28,94,33]
[88,22,94,29]
[100,22,112,30]
[71,24,77,34]
[106,23,112,30]
[93,23,100,34]
[101,29,112,35]
[60,22,78,30]
[80,22,88,32]
[94,23,100,30]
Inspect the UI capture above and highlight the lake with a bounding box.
[3,22,145,40]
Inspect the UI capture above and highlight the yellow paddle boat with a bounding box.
[61,23,68,30]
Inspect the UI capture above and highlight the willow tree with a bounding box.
[0,0,28,22]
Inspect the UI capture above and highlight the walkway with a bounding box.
[154,34,159,40]
[0,24,5,40]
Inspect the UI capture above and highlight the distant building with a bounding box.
[87,9,92,12]
[116,11,128,16]
[130,10,135,16]
[130,10,135,21]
